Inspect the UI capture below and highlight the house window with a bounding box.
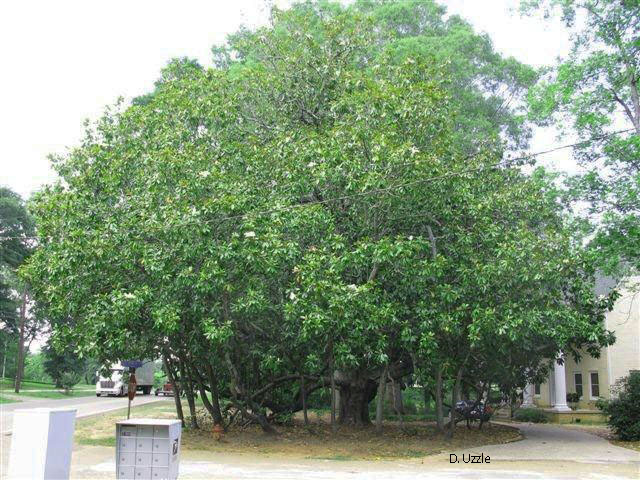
[534,384,540,396]
[590,372,600,398]
[574,373,583,398]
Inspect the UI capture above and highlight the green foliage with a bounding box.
[23,352,53,383]
[597,371,640,441]
[23,0,616,431]
[42,339,87,388]
[0,332,18,379]
[60,371,83,393]
[402,387,424,415]
[522,0,640,274]
[154,370,167,389]
[0,187,34,332]
[514,408,548,423]
[566,392,580,403]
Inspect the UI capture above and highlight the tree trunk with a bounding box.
[375,365,388,434]
[423,386,431,415]
[389,373,404,431]
[224,351,276,434]
[337,376,377,426]
[329,340,336,432]
[179,360,198,429]
[205,363,224,426]
[435,365,444,432]
[447,367,464,439]
[392,380,405,415]
[14,290,27,393]
[301,374,309,426]
[163,355,184,427]
[190,364,222,425]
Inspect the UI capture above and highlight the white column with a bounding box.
[522,383,535,408]
[552,355,571,412]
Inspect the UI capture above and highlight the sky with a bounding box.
[0,0,574,200]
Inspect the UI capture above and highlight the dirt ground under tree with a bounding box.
[75,402,521,460]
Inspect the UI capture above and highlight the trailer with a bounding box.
[96,361,156,397]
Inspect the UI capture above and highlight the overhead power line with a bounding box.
[0,127,635,242]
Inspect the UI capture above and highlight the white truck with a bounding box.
[96,361,155,397]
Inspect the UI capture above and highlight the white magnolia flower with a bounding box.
[123,293,136,299]
[199,171,211,178]
[347,284,358,291]
[244,231,256,238]
[408,235,414,241]
[289,292,297,300]
[307,161,317,168]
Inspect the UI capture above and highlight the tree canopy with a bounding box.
[25,1,615,432]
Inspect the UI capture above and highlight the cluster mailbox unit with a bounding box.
[116,419,182,479]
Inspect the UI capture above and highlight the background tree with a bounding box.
[23,351,53,383]
[0,187,41,392]
[42,338,89,389]
[523,0,640,275]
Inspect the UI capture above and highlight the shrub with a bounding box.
[566,392,580,403]
[514,408,548,423]
[597,371,640,441]
[60,371,82,393]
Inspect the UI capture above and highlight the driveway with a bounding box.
[62,422,640,479]
[456,422,639,463]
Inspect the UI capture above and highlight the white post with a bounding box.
[552,355,571,412]
[522,383,535,408]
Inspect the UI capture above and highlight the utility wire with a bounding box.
[0,127,635,242]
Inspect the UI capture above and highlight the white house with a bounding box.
[522,276,640,423]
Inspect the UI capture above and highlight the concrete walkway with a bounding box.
[459,422,640,464]
[63,422,639,479]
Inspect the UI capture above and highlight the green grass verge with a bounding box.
[0,395,21,403]
[12,389,96,399]
[75,402,176,447]
[0,378,94,391]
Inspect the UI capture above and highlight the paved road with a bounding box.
[71,422,639,479]
[0,393,168,435]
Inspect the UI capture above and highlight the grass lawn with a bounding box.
[75,402,521,460]
[0,378,95,399]
[0,395,20,404]
[0,378,94,391]
[11,389,96,399]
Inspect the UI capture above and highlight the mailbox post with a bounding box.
[123,360,143,419]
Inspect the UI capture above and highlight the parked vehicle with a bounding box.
[95,361,155,397]
[155,382,176,396]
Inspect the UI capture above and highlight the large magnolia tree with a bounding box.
[25,1,615,432]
